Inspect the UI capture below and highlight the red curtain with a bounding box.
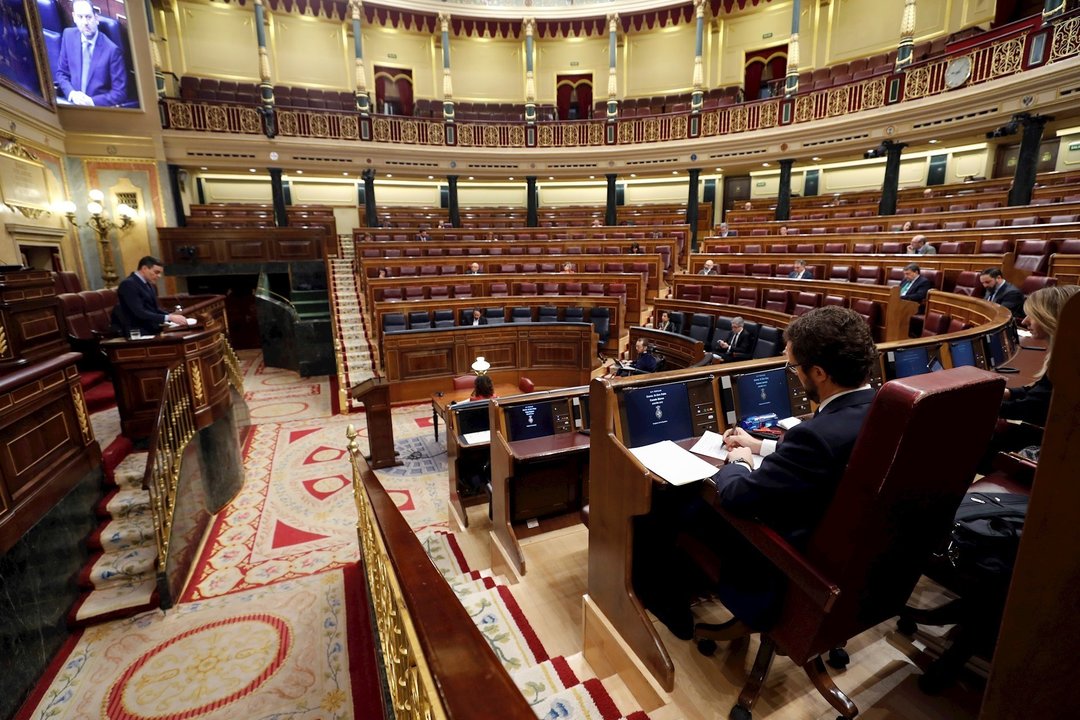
[373,66,414,116]
[555,74,593,120]
[743,45,787,100]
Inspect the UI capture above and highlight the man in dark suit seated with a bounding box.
[111,256,188,336]
[716,316,753,362]
[467,309,487,326]
[899,263,933,305]
[631,338,658,373]
[55,1,127,107]
[698,259,718,275]
[979,268,1025,318]
[788,259,813,280]
[640,307,878,638]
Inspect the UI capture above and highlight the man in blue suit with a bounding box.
[55,1,127,107]
[640,307,878,637]
[111,256,188,336]
[899,263,933,306]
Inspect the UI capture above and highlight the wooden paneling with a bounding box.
[0,270,66,368]
[0,353,101,554]
[382,323,596,402]
[158,228,328,265]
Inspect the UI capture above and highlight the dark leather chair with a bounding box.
[852,243,874,254]
[792,292,822,316]
[407,311,432,329]
[510,307,533,323]
[452,285,472,298]
[453,375,475,390]
[690,369,1005,720]
[433,310,455,328]
[855,266,883,285]
[562,307,585,323]
[685,313,714,347]
[979,239,1013,254]
[878,242,903,253]
[588,307,611,349]
[709,286,733,305]
[751,325,782,359]
[828,265,854,282]
[538,306,559,322]
[1058,239,1080,254]
[823,243,846,253]
[382,313,407,333]
[677,286,701,301]
[484,307,506,324]
[490,283,509,297]
[919,310,952,337]
[851,299,881,338]
[736,288,758,308]
[823,294,847,308]
[762,289,789,313]
[952,271,983,297]
[1014,240,1055,275]
[1020,275,1058,295]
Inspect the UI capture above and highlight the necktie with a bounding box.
[81,41,91,93]
[901,281,911,296]
[731,332,739,350]
[988,286,998,303]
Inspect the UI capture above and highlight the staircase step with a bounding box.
[80,545,157,590]
[89,514,156,553]
[78,369,108,390]
[98,488,151,519]
[110,452,149,490]
[420,530,472,580]
[535,678,632,720]
[83,380,116,413]
[460,585,548,673]
[69,578,158,628]
[510,655,582,711]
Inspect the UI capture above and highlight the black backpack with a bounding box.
[945,492,1028,585]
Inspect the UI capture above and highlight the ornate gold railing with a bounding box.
[160,15,1080,148]
[144,363,197,564]
[221,336,245,394]
[346,426,534,719]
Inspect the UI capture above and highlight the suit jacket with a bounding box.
[56,28,127,107]
[698,266,717,276]
[657,321,676,333]
[719,329,753,361]
[704,388,876,628]
[787,269,814,280]
[111,272,166,335]
[467,316,488,326]
[986,281,1025,318]
[899,275,933,304]
[713,388,876,544]
[632,352,659,373]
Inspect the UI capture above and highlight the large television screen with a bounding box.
[622,381,693,448]
[38,0,139,108]
[506,401,555,441]
[733,367,792,431]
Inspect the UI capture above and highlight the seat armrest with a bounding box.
[702,480,840,612]
[992,451,1037,485]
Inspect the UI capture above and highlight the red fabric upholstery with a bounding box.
[736,288,758,307]
[763,289,789,313]
[855,266,882,284]
[1020,275,1058,294]
[919,310,952,336]
[980,239,1013,254]
[453,375,474,390]
[518,377,535,393]
[823,295,847,308]
[677,286,701,301]
[792,292,822,316]
[852,243,874,254]
[952,271,983,297]
[1014,240,1055,274]
[878,242,903,253]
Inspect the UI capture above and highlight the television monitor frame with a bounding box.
[948,338,979,369]
[505,400,557,441]
[985,330,1009,368]
[730,365,794,432]
[454,401,491,438]
[620,380,695,448]
[890,345,937,379]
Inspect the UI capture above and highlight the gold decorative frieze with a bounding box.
[0,323,9,357]
[310,114,330,138]
[758,102,778,129]
[372,117,390,142]
[71,384,92,444]
[729,106,748,133]
[827,87,849,117]
[793,95,814,124]
[400,121,419,144]
[1050,16,1080,62]
[205,105,229,132]
[991,40,1023,78]
[538,125,555,147]
[701,110,720,136]
[167,101,194,130]
[904,66,930,99]
[458,125,475,147]
[861,78,886,110]
[587,123,604,146]
[189,360,205,404]
[341,116,360,140]
[239,108,262,134]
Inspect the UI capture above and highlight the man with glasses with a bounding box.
[641,306,878,638]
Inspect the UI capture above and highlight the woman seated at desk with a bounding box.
[470,374,497,402]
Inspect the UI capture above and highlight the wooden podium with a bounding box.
[349,377,401,469]
[104,324,230,440]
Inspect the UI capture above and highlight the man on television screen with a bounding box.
[55,1,127,107]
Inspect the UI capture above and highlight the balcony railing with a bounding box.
[160,13,1080,148]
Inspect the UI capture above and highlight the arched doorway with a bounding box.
[373,66,414,116]
[555,74,593,120]
[744,45,787,100]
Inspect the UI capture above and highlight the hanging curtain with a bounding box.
[373,66,414,116]
[555,74,593,120]
[743,45,787,100]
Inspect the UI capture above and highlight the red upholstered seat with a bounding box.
[708,286,732,304]
[763,289,789,313]
[490,282,509,297]
[823,295,847,308]
[823,243,846,253]
[1020,275,1058,294]
[792,291,822,316]
[541,283,560,296]
[677,285,701,301]
[794,244,816,254]
[750,264,773,277]
[1059,239,1080,254]
[855,266,882,284]
[919,310,952,336]
[58,293,92,341]
[563,282,582,295]
[1014,240,1055,275]
[952,271,983,297]
[429,286,449,299]
[452,285,473,298]
[404,286,425,300]
[828,265,854,282]
[736,288,758,307]
[768,244,788,254]
[979,239,1013,254]
[852,243,874,253]
[878,242,903,253]
[974,218,1002,228]
[518,282,538,296]
[453,375,474,390]
[744,244,763,253]
[851,298,881,336]
[692,369,1004,720]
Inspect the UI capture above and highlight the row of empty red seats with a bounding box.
[375,281,629,302]
[366,261,651,278]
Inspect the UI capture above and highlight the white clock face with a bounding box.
[945,57,971,88]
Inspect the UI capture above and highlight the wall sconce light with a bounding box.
[60,189,136,288]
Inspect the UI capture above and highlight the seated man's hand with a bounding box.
[718,340,730,350]
[68,91,94,106]
[167,313,188,325]
[726,446,754,466]
[723,426,763,454]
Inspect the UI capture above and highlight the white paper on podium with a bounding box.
[630,440,720,486]
[462,430,491,445]
[688,431,765,469]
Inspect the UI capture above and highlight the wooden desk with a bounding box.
[431,383,517,442]
[489,388,591,578]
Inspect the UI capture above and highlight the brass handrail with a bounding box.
[221,335,245,394]
[346,425,535,719]
[325,253,351,414]
[143,363,197,566]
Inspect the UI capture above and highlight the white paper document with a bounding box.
[630,440,720,486]
[462,430,491,445]
[688,431,765,468]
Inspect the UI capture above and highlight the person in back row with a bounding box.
[979,268,1025,318]
[716,316,753,362]
[907,234,937,255]
[899,263,933,305]
[788,259,813,280]
[699,259,717,275]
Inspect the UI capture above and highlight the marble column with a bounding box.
[440,14,455,123]
[895,0,917,71]
[143,0,166,99]
[605,174,617,226]
[606,14,619,121]
[785,0,801,97]
[525,177,538,227]
[775,159,794,222]
[691,0,706,112]
[524,19,537,123]
[362,169,377,227]
[349,0,371,114]
[167,164,186,227]
[269,168,288,227]
[1009,114,1050,207]
[687,168,701,251]
[878,141,908,216]
[253,0,276,138]
[447,175,460,228]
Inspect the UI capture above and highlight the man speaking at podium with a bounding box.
[111,256,188,337]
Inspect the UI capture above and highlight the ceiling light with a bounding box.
[589,175,595,179]
[343,172,349,176]
[928,139,940,144]
[508,177,514,180]
[200,166,208,171]
[296,170,303,174]
[248,168,256,173]
[428,175,434,179]
[630,173,637,178]
[386,173,393,178]
[811,157,821,162]
[762,162,770,167]
[468,176,474,180]
[715,167,722,172]
[673,170,679,174]
[548,176,554,180]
